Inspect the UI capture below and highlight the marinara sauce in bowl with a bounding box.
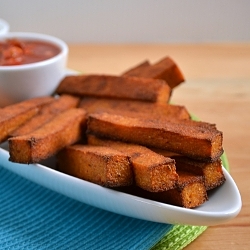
[0,39,61,66]
[0,32,68,107]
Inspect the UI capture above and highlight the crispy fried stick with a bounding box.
[87,134,178,192]
[0,96,54,143]
[56,74,171,103]
[9,108,86,163]
[57,144,133,187]
[87,112,224,162]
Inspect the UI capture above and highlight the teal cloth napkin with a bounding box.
[0,152,229,250]
[0,165,172,250]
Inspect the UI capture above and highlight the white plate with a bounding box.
[0,69,242,226]
[0,146,241,226]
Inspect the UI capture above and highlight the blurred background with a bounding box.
[1,0,250,44]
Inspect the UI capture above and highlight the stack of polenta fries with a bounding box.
[0,56,225,209]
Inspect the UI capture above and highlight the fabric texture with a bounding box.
[0,165,171,250]
[0,152,229,250]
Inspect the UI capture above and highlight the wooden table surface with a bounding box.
[67,44,250,249]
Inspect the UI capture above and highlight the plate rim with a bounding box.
[0,69,242,226]
[0,146,242,226]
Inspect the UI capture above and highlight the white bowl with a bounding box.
[0,19,9,35]
[0,32,68,107]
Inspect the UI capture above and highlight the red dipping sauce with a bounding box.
[0,39,61,66]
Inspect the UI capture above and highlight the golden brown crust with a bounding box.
[10,94,80,137]
[56,74,171,103]
[87,134,178,192]
[121,60,151,76]
[87,112,224,162]
[161,170,208,208]
[122,56,185,89]
[79,97,191,121]
[174,156,226,190]
[0,96,54,143]
[57,144,133,187]
[151,56,185,89]
[9,108,87,163]
[116,170,208,208]
[149,150,226,190]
